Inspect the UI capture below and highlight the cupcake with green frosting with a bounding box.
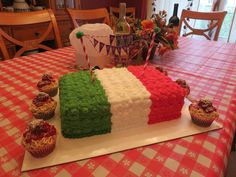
[189,99,219,127]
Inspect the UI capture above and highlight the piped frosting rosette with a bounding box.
[189,99,219,127]
[22,120,57,158]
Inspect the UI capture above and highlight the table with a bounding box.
[0,38,236,177]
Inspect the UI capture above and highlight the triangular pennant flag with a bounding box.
[110,35,115,45]
[123,47,128,54]
[106,45,111,55]
[99,42,105,52]
[116,35,122,47]
[121,57,127,65]
[116,35,121,41]
[128,45,133,56]
[131,34,136,41]
[117,47,121,55]
[123,35,128,46]
[111,46,116,55]
[130,34,135,41]
[93,39,98,47]
[114,55,119,65]
[134,41,140,47]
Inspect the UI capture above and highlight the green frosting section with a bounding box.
[59,71,112,138]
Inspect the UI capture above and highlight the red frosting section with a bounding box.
[127,66,185,124]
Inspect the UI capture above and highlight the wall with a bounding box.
[80,0,145,18]
[80,0,109,9]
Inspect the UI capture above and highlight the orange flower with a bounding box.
[141,20,154,30]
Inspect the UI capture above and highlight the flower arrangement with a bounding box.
[127,10,179,57]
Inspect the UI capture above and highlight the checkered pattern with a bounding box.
[0,38,236,177]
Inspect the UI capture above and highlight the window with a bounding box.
[151,0,236,42]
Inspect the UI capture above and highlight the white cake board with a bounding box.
[21,98,222,172]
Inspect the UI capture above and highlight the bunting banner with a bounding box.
[121,57,127,65]
[134,41,140,47]
[117,47,121,56]
[93,39,98,47]
[106,45,111,55]
[116,35,122,47]
[122,47,128,54]
[110,35,115,45]
[111,46,116,55]
[123,35,128,46]
[99,42,105,52]
[85,33,145,60]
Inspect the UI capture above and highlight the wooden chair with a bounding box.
[178,10,227,41]
[0,9,62,60]
[109,6,136,18]
[67,8,111,28]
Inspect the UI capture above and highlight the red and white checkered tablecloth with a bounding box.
[0,38,236,177]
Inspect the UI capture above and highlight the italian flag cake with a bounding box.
[59,66,186,138]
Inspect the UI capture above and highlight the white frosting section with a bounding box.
[95,68,151,132]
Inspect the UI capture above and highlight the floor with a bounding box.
[226,151,236,177]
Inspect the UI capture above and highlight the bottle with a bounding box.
[115,3,131,47]
[168,3,180,27]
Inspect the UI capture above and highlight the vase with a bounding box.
[142,44,157,60]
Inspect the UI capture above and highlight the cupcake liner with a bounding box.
[191,115,215,127]
[29,141,56,158]
[33,110,55,120]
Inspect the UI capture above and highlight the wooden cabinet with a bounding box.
[0,0,81,58]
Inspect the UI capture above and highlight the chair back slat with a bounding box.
[0,9,62,60]
[0,11,52,25]
[109,6,135,18]
[67,8,111,28]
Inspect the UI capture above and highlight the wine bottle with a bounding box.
[168,3,180,27]
[115,3,131,47]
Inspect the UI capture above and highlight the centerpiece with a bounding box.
[127,10,179,60]
[70,10,179,69]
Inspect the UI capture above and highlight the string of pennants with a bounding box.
[84,34,147,56]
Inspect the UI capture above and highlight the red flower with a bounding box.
[141,20,154,30]
[158,46,169,56]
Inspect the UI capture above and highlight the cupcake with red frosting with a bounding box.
[37,74,58,97]
[176,79,190,96]
[189,99,219,127]
[31,93,57,120]
[22,120,57,158]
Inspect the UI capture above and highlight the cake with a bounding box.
[189,99,219,127]
[59,66,186,138]
[31,93,57,120]
[22,120,57,158]
[37,74,58,97]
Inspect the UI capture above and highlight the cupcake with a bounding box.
[176,79,190,96]
[189,99,219,127]
[155,66,168,76]
[31,93,57,120]
[22,120,57,158]
[37,74,58,97]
